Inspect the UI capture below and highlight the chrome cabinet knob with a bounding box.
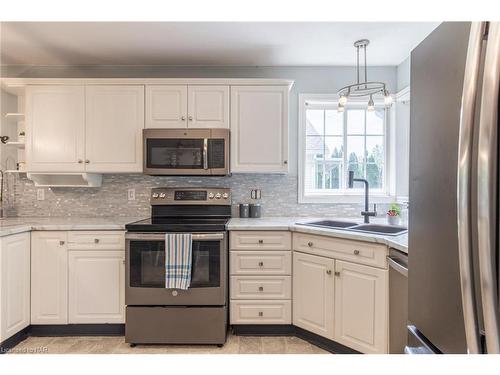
[188,116,193,121]
[258,261,264,267]
[94,238,100,244]
[326,269,332,275]
[85,159,90,164]
[283,160,288,165]
[308,241,313,247]
[353,250,360,255]
[181,116,186,121]
[78,159,83,164]
[258,239,264,244]
[335,271,341,276]
[59,240,65,246]
[258,286,264,292]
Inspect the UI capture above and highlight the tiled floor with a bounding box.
[7,334,331,354]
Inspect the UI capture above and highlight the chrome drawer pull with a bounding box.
[353,250,360,255]
[307,241,313,247]
[258,286,264,291]
[258,261,264,267]
[94,238,100,244]
[59,240,65,246]
[258,311,263,317]
[258,239,264,244]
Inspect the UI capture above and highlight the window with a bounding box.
[299,94,393,203]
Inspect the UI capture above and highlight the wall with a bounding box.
[396,57,410,92]
[1,65,398,218]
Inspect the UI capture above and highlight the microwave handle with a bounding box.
[203,138,208,170]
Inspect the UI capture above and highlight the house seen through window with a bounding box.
[301,98,388,201]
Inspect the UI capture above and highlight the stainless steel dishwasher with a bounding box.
[388,248,409,353]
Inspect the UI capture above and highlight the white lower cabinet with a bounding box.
[31,231,68,324]
[292,251,335,339]
[0,232,31,342]
[334,260,388,354]
[68,250,125,323]
[30,230,126,326]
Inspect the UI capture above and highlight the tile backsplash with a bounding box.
[3,173,386,218]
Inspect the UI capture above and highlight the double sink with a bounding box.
[297,220,408,236]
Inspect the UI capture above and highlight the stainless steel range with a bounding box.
[124,187,231,346]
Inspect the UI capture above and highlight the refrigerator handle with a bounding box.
[457,21,485,354]
[477,21,500,354]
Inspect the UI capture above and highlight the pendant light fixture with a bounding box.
[337,39,393,112]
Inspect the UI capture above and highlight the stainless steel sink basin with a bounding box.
[296,220,359,229]
[297,221,408,236]
[348,224,408,236]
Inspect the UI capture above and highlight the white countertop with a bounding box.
[0,217,144,237]
[227,217,409,253]
[0,216,409,254]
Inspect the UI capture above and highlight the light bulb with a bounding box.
[339,95,348,106]
[384,91,393,106]
[367,95,375,111]
[337,103,345,113]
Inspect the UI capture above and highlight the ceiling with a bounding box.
[0,22,439,66]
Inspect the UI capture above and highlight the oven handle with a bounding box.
[203,138,209,170]
[125,232,225,241]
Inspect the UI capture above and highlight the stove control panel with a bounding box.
[150,187,231,206]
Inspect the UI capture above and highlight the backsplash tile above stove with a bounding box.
[4,173,388,218]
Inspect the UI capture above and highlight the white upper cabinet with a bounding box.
[146,85,188,128]
[146,85,229,129]
[187,86,229,128]
[334,260,388,354]
[230,86,289,173]
[85,85,144,173]
[292,251,334,340]
[26,85,85,172]
[0,232,31,342]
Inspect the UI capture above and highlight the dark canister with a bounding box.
[239,203,250,218]
[249,203,262,218]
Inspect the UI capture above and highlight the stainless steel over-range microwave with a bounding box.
[143,128,230,176]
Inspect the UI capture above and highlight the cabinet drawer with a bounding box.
[230,251,291,275]
[230,276,291,299]
[68,231,125,250]
[230,300,291,324]
[293,233,388,269]
[230,231,291,250]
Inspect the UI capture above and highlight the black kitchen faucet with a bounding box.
[348,170,377,223]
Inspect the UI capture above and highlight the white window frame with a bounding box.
[298,93,396,204]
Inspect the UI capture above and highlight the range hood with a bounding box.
[27,173,102,188]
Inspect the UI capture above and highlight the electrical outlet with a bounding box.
[251,189,262,199]
[36,189,45,201]
[127,188,136,201]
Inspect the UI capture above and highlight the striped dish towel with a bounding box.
[165,233,193,290]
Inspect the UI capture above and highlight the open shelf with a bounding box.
[4,113,25,120]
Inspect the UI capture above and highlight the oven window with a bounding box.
[147,139,204,169]
[129,240,221,288]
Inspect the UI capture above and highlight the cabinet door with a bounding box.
[230,86,289,173]
[292,251,334,339]
[85,85,145,173]
[146,85,188,128]
[26,85,85,172]
[334,260,388,354]
[187,85,229,128]
[68,250,125,323]
[0,233,30,342]
[31,232,68,324]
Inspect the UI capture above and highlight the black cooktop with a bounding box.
[126,217,230,233]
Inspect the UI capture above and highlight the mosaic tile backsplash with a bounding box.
[2,173,388,218]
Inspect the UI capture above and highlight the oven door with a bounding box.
[143,128,229,175]
[125,232,227,306]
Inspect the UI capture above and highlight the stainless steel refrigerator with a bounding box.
[408,21,500,354]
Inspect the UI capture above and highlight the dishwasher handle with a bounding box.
[388,256,408,277]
